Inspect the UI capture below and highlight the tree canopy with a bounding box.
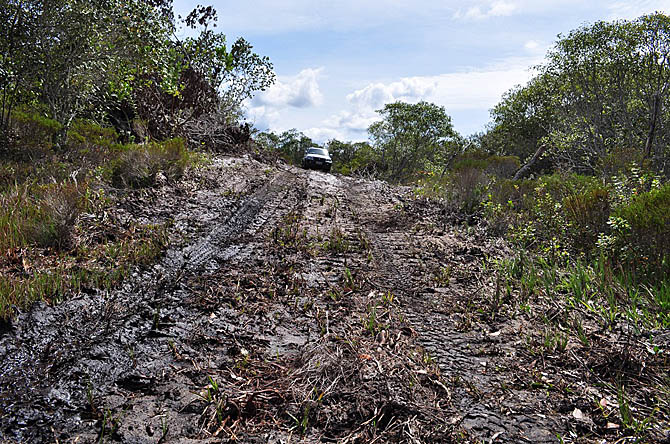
[368,101,460,182]
[487,13,670,176]
[0,0,274,147]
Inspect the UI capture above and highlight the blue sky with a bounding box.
[173,0,670,143]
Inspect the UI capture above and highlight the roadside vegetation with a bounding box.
[255,14,670,440]
[0,0,274,320]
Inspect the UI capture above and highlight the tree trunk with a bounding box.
[644,93,661,159]
[513,144,547,181]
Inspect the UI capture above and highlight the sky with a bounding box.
[173,0,670,143]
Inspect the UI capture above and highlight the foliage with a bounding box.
[368,101,460,182]
[451,151,520,178]
[477,168,669,287]
[8,108,63,155]
[326,139,379,176]
[486,74,556,163]
[67,120,118,151]
[602,183,670,280]
[111,138,190,188]
[256,129,319,165]
[0,0,274,146]
[486,13,670,175]
[0,182,83,251]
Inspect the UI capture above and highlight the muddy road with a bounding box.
[0,156,667,443]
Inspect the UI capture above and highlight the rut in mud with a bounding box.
[0,156,667,443]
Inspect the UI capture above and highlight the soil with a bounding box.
[1,155,668,443]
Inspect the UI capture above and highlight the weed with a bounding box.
[322,227,348,254]
[342,267,355,290]
[572,317,589,346]
[541,328,569,354]
[434,265,452,286]
[112,139,190,188]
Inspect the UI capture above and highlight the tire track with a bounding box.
[344,181,563,443]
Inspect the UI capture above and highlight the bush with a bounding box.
[488,178,536,211]
[443,152,520,215]
[606,183,670,281]
[483,173,612,257]
[445,166,490,214]
[485,155,520,178]
[0,182,83,251]
[597,146,645,177]
[112,138,190,188]
[451,151,520,178]
[67,120,118,150]
[9,109,62,155]
[563,185,610,255]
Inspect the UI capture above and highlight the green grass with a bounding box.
[0,117,198,320]
[0,223,168,320]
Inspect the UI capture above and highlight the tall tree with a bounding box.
[542,13,670,173]
[368,101,459,182]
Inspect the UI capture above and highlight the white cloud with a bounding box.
[524,40,540,50]
[303,60,538,143]
[348,65,534,112]
[347,78,437,110]
[246,68,324,130]
[455,1,518,20]
[490,1,518,16]
[303,127,348,142]
[252,68,323,109]
[244,105,279,131]
[323,110,378,133]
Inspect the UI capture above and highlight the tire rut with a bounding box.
[0,161,306,443]
[344,181,563,443]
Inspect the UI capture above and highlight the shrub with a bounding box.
[483,173,613,258]
[67,120,118,150]
[597,146,645,177]
[37,182,83,249]
[488,178,536,211]
[563,185,610,255]
[445,166,490,214]
[9,109,62,156]
[0,182,83,251]
[111,138,190,188]
[482,179,536,234]
[484,155,520,178]
[451,151,520,178]
[607,183,670,281]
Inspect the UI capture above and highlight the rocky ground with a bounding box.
[0,155,668,443]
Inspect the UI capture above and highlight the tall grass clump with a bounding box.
[0,182,83,251]
[112,138,190,188]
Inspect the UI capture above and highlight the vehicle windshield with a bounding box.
[307,148,328,156]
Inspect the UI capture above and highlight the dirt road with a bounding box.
[0,156,665,442]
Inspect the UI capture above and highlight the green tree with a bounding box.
[541,13,670,173]
[326,139,378,175]
[0,0,274,147]
[368,101,459,182]
[256,129,319,165]
[0,1,44,145]
[486,73,556,162]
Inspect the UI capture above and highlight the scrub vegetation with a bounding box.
[1,3,669,443]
